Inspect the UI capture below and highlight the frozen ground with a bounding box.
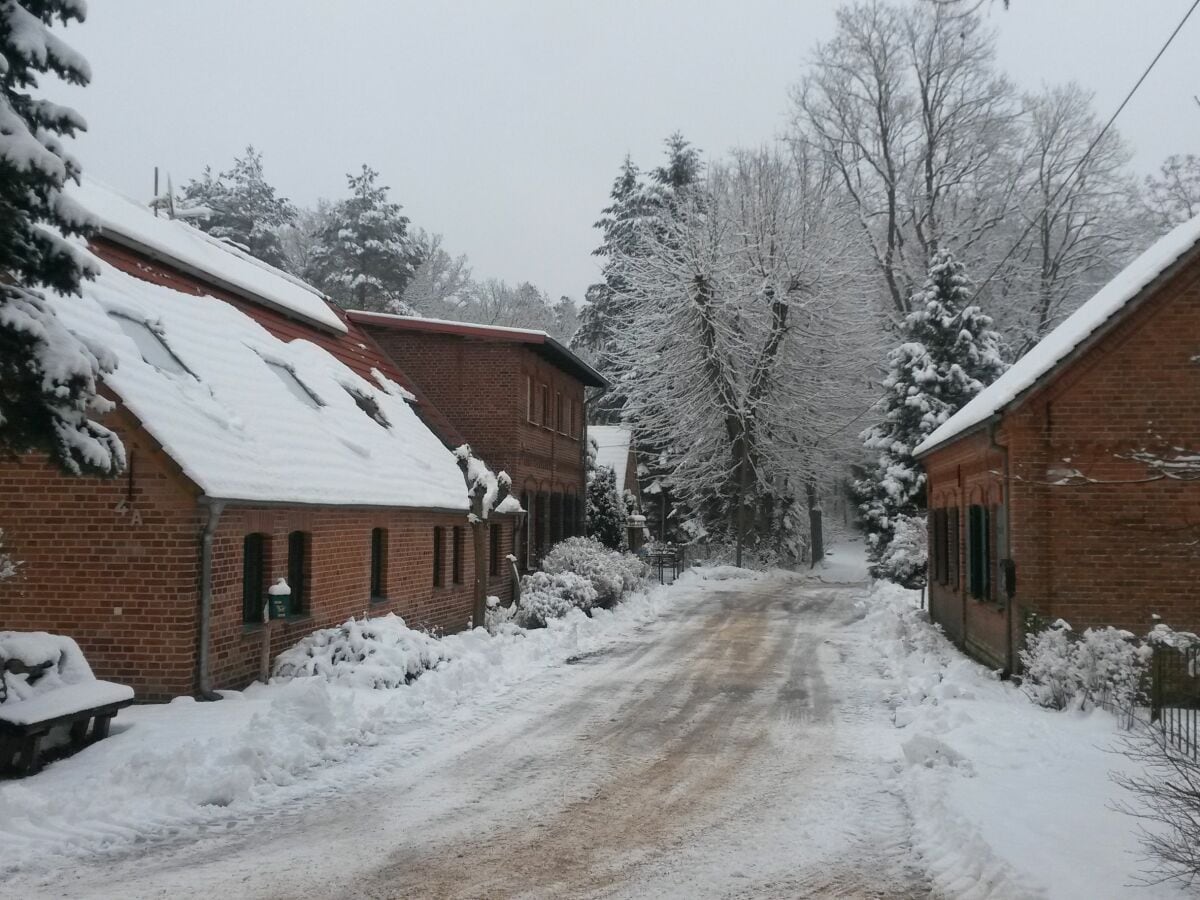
[0,545,1189,899]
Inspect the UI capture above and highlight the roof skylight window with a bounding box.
[263,359,323,409]
[108,313,192,377]
[344,386,391,429]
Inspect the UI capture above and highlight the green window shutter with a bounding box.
[949,508,960,589]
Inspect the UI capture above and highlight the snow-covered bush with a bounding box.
[540,536,647,608]
[521,571,597,613]
[1020,618,1149,712]
[514,586,577,629]
[873,513,927,589]
[273,614,448,689]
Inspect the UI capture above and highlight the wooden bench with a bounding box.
[0,657,134,776]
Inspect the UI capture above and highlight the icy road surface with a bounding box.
[19,573,932,899]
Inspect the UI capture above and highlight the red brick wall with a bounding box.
[207,505,480,690]
[363,327,589,569]
[0,435,202,699]
[0,437,490,700]
[925,258,1200,669]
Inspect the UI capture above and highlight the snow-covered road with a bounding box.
[9,569,935,899]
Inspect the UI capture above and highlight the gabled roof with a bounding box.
[590,425,633,491]
[347,311,609,388]
[67,177,347,334]
[55,258,468,509]
[915,214,1200,458]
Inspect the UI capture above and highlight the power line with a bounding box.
[972,0,1200,304]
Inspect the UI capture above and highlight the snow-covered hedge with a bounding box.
[1019,618,1151,712]
[273,614,448,689]
[515,571,597,628]
[540,536,647,608]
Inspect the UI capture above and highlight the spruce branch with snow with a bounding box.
[586,464,626,550]
[307,165,416,313]
[858,249,1005,580]
[0,0,124,477]
[181,145,296,268]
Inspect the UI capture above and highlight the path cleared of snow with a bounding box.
[1,545,1186,899]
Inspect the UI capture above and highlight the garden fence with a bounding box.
[1149,642,1200,760]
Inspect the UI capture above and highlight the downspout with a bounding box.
[987,421,1015,677]
[197,498,225,701]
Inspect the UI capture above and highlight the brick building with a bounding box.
[348,312,607,585]
[915,217,1200,672]
[0,180,503,700]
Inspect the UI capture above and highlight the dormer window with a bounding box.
[345,386,390,429]
[108,313,192,377]
[263,359,323,409]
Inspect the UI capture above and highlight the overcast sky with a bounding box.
[52,1,1200,302]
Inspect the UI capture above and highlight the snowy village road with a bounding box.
[12,569,933,899]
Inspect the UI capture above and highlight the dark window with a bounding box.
[931,509,949,585]
[370,528,388,600]
[345,387,390,429]
[556,392,565,434]
[242,533,267,623]
[287,531,310,616]
[948,507,960,589]
[452,526,464,584]
[489,524,501,577]
[549,493,562,546]
[542,385,551,428]
[527,376,536,424]
[968,505,991,600]
[433,527,444,587]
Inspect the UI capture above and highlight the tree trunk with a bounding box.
[472,522,488,628]
[806,479,824,568]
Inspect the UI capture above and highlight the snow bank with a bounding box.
[0,567,748,873]
[862,584,1178,900]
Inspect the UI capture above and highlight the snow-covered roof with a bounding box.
[53,257,469,509]
[67,178,347,334]
[591,425,633,491]
[915,214,1200,457]
[348,310,609,388]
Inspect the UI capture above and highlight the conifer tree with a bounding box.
[0,1,124,477]
[587,465,626,550]
[859,250,1005,582]
[308,165,415,312]
[182,146,295,267]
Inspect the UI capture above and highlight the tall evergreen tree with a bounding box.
[181,146,296,267]
[0,1,124,477]
[587,465,626,550]
[575,135,703,423]
[308,165,415,312]
[858,250,1005,581]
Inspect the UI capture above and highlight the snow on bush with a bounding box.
[1019,618,1150,712]
[273,614,449,689]
[0,528,18,582]
[540,536,648,608]
[874,512,927,589]
[515,571,598,628]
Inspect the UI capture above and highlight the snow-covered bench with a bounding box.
[0,632,134,775]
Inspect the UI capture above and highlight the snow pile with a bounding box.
[1020,619,1150,712]
[539,536,648,608]
[861,584,1178,899]
[273,614,450,689]
[0,632,95,702]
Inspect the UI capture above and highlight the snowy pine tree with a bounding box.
[0,1,124,477]
[859,250,1005,582]
[308,165,415,312]
[182,146,296,267]
[587,465,626,550]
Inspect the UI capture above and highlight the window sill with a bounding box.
[242,614,311,634]
[369,596,389,605]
